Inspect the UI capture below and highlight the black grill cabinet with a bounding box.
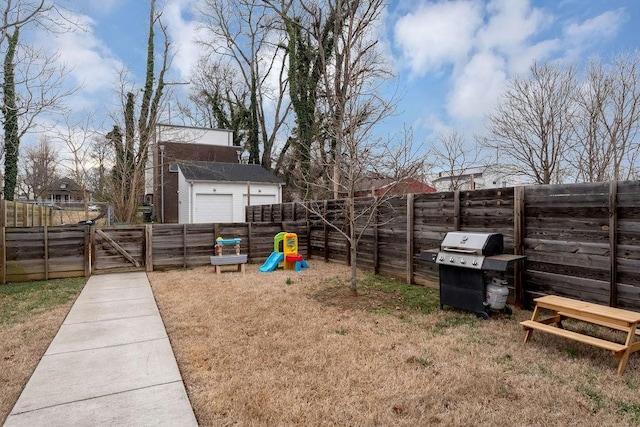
[420,232,526,319]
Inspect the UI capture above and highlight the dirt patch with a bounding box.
[150,261,640,426]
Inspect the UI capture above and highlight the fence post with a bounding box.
[406,194,414,285]
[0,227,5,284]
[247,222,252,262]
[453,190,460,230]
[182,224,187,268]
[84,225,91,276]
[609,180,618,307]
[323,200,329,262]
[90,226,95,271]
[145,225,153,272]
[373,198,379,275]
[345,200,351,266]
[44,226,49,281]
[0,200,4,227]
[513,186,525,307]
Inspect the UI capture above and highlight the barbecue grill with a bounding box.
[420,232,526,319]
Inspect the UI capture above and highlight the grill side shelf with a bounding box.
[419,249,439,262]
[482,254,527,272]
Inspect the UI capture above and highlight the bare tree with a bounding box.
[429,130,483,191]
[182,57,250,147]
[1,1,77,200]
[571,58,613,182]
[600,52,640,181]
[107,0,169,223]
[274,0,402,293]
[18,135,58,200]
[196,0,291,170]
[485,62,578,184]
[87,135,111,203]
[53,114,102,219]
[564,52,640,183]
[0,0,47,46]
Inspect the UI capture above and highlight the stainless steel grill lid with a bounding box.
[439,232,503,256]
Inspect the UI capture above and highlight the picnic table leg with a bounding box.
[524,305,541,343]
[617,323,639,375]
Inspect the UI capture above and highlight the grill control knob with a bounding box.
[472,260,478,266]
[449,257,455,263]
[460,258,466,264]
[439,256,444,261]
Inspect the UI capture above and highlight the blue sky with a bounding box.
[33,0,640,151]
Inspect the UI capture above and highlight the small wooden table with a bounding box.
[521,295,640,375]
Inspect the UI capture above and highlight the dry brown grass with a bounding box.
[50,208,107,226]
[0,278,84,424]
[150,262,640,426]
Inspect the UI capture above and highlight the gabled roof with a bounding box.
[178,161,283,184]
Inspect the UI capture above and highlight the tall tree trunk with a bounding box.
[249,71,260,164]
[348,197,358,295]
[110,0,167,223]
[2,29,19,200]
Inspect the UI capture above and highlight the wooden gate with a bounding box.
[92,226,147,273]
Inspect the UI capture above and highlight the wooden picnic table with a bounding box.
[521,295,640,375]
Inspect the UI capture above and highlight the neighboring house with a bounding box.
[42,178,85,205]
[177,161,283,223]
[353,178,436,197]
[430,164,529,192]
[149,123,281,223]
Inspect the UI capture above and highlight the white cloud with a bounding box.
[34,13,123,94]
[562,9,627,61]
[392,1,629,129]
[565,9,626,42]
[393,0,483,75]
[447,52,507,125]
[477,0,550,54]
[507,38,560,74]
[163,0,202,81]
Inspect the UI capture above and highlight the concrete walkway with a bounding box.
[4,272,198,427]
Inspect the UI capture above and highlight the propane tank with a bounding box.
[486,278,509,310]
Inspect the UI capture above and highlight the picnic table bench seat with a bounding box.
[521,295,640,375]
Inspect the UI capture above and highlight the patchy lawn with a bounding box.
[0,278,85,423]
[150,261,640,426]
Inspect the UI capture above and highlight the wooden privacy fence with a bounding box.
[0,221,308,284]
[1,180,638,310]
[247,181,640,310]
[0,200,53,227]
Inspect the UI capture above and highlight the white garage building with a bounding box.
[177,161,283,223]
